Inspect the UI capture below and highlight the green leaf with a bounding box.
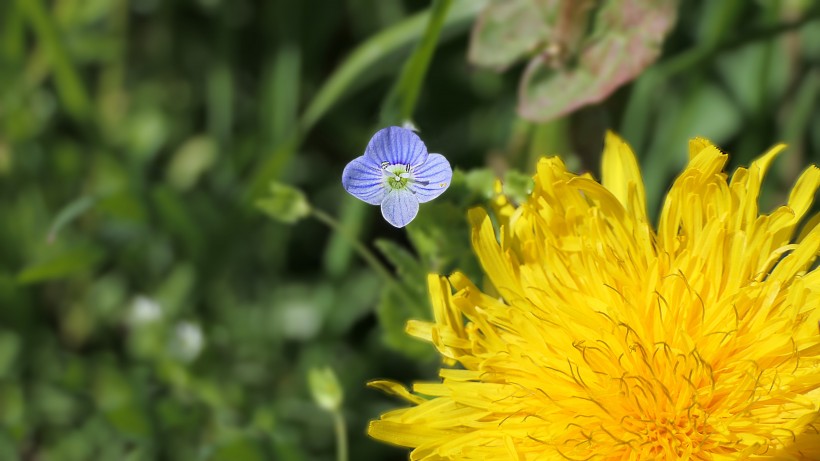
[0,382,24,442]
[31,383,81,425]
[165,135,218,191]
[154,263,195,318]
[408,200,479,278]
[92,365,151,438]
[468,0,550,71]
[207,62,233,144]
[18,0,91,122]
[460,168,496,201]
[307,366,344,412]
[322,197,367,277]
[47,195,97,243]
[519,0,679,122]
[210,436,266,461]
[0,331,20,377]
[376,282,436,361]
[267,42,301,144]
[503,169,534,205]
[302,0,486,133]
[124,108,169,162]
[469,0,596,71]
[152,185,203,246]
[17,245,104,284]
[375,240,436,360]
[255,182,312,224]
[375,240,426,291]
[104,403,152,439]
[380,0,454,125]
[325,271,381,335]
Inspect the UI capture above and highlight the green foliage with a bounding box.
[380,0,454,125]
[17,245,105,284]
[374,239,434,360]
[308,366,344,412]
[1,0,819,460]
[256,182,312,224]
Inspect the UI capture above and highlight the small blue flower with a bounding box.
[342,126,452,228]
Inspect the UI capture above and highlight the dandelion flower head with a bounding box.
[369,133,820,460]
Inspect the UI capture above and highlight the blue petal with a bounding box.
[364,126,428,167]
[380,188,419,228]
[409,153,452,203]
[342,156,385,205]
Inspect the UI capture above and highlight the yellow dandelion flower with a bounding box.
[368,133,820,460]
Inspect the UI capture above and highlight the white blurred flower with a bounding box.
[128,295,162,326]
[171,321,205,363]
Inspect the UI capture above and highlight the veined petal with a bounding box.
[342,156,385,205]
[365,126,428,167]
[410,153,452,203]
[381,188,419,228]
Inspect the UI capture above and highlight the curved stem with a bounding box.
[311,208,395,283]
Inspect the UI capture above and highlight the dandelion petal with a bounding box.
[365,126,428,167]
[410,153,452,203]
[342,156,385,205]
[381,188,419,228]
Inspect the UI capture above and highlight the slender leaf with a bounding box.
[47,195,97,243]
[17,246,105,284]
[18,0,91,122]
[380,0,454,125]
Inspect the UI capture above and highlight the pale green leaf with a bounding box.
[17,246,105,284]
[256,182,312,224]
[308,366,343,412]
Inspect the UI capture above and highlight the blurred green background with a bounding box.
[1,0,819,460]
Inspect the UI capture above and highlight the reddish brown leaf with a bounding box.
[519,0,679,121]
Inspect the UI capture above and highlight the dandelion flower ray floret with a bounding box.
[368,132,820,460]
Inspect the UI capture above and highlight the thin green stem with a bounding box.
[311,208,395,283]
[332,411,348,461]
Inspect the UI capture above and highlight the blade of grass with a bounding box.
[1,1,24,63]
[208,61,234,145]
[301,0,483,133]
[270,43,302,144]
[46,195,97,244]
[379,0,454,125]
[18,0,91,123]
